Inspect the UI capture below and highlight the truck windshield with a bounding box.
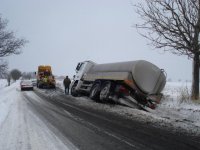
[45,72,50,76]
[76,63,84,71]
[76,63,81,71]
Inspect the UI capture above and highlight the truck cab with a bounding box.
[70,61,95,95]
[70,60,166,110]
[74,61,95,80]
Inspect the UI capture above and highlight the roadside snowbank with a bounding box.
[155,82,200,135]
[0,79,7,89]
[0,81,17,127]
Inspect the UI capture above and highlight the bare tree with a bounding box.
[0,16,26,57]
[0,15,26,77]
[135,0,200,100]
[10,69,21,81]
[0,59,8,78]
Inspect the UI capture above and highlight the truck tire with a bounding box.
[71,83,79,97]
[99,81,112,102]
[51,85,56,89]
[89,83,101,100]
[39,83,43,89]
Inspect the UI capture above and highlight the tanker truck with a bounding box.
[70,60,166,110]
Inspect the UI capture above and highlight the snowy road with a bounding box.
[0,83,76,150]
[0,82,200,150]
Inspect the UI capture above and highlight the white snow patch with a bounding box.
[0,79,8,89]
[154,82,200,134]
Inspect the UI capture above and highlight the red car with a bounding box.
[20,80,34,91]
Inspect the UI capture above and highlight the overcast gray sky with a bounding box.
[0,0,191,81]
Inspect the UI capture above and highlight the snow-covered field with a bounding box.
[154,82,200,134]
[56,79,200,135]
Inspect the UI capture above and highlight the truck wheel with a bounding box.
[100,82,112,102]
[71,83,78,97]
[90,83,101,100]
[39,84,43,89]
[51,85,56,89]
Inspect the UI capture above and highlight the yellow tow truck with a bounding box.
[36,65,56,88]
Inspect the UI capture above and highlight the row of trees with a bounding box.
[6,70,35,86]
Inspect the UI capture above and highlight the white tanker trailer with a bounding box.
[70,60,166,110]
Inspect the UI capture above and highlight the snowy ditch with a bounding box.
[55,79,200,136]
